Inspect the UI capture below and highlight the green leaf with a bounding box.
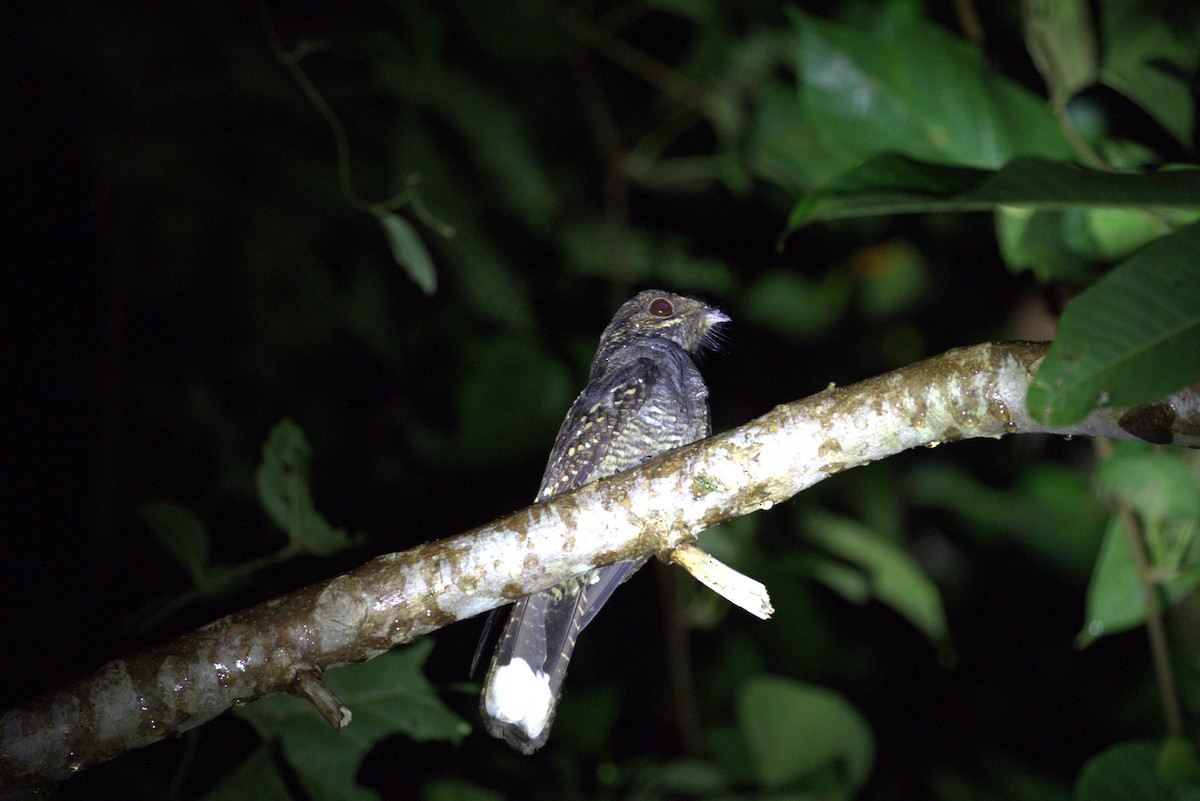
[379,213,436,295]
[749,81,843,191]
[790,12,1070,172]
[1026,222,1200,425]
[1075,741,1166,801]
[1078,516,1149,646]
[255,420,358,556]
[1023,0,1097,102]
[788,155,1200,229]
[738,675,874,791]
[803,510,948,644]
[136,500,210,584]
[200,745,294,801]
[240,642,469,801]
[1099,0,1200,146]
[997,208,1097,284]
[1077,514,1199,647]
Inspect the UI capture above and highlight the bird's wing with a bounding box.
[534,356,659,501]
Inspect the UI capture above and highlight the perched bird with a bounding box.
[478,289,728,754]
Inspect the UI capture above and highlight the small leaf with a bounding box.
[1074,741,1165,801]
[1077,517,1147,647]
[1077,515,1199,647]
[255,420,358,555]
[136,500,210,584]
[380,213,436,295]
[803,510,948,644]
[1026,221,1200,425]
[738,675,874,790]
[1023,0,1097,102]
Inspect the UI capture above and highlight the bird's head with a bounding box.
[595,290,729,360]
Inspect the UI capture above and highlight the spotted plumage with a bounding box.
[478,290,727,754]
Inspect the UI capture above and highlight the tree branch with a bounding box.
[3,342,1198,791]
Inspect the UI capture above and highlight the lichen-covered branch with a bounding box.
[3,342,1198,791]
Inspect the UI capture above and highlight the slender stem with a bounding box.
[258,0,426,221]
[1096,439,1184,735]
[1118,504,1183,735]
[258,1,370,213]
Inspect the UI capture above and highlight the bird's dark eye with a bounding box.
[649,298,674,317]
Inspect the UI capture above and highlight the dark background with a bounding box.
[3,2,1175,799]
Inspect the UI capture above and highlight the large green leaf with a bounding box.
[738,675,874,791]
[788,155,1200,229]
[1026,222,1200,425]
[790,12,1071,172]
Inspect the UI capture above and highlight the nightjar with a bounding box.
[478,289,727,753]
